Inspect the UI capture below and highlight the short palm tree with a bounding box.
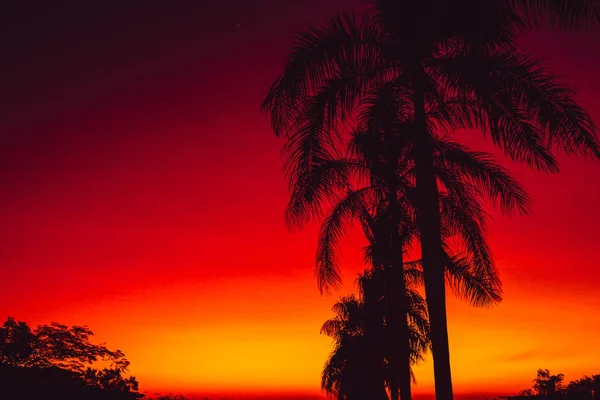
[262,3,599,398]
[320,268,430,400]
[321,254,499,400]
[316,182,502,400]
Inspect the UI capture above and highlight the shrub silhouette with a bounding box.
[519,369,600,400]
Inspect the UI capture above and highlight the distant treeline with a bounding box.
[491,369,600,400]
[0,316,142,399]
[0,316,197,400]
[519,369,600,400]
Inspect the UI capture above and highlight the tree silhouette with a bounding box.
[0,316,37,366]
[154,395,190,400]
[533,369,565,397]
[84,367,140,393]
[321,258,501,400]
[262,2,600,398]
[0,317,130,373]
[320,269,429,400]
[0,317,141,399]
[281,95,524,399]
[518,369,600,400]
[313,169,506,400]
[566,375,600,400]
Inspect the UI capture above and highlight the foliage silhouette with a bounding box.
[0,316,130,372]
[315,120,521,399]
[517,369,600,400]
[275,65,525,400]
[315,158,506,400]
[0,317,142,399]
[532,369,566,397]
[566,375,600,400]
[262,2,600,399]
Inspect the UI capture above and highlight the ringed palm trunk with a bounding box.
[413,80,453,400]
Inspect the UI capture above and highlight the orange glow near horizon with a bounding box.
[1,2,600,399]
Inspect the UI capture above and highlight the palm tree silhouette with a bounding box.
[262,3,599,399]
[282,91,524,399]
[321,255,498,400]
[320,268,429,400]
[319,195,503,400]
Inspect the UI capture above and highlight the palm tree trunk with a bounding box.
[385,251,401,400]
[364,278,387,400]
[390,379,399,400]
[387,191,412,400]
[396,266,412,400]
[390,234,412,400]
[412,82,454,400]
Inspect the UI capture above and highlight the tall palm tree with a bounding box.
[285,86,527,399]
[262,3,599,399]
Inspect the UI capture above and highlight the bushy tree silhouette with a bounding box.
[0,316,130,372]
[533,369,565,397]
[566,375,600,400]
[0,317,142,399]
[519,369,600,400]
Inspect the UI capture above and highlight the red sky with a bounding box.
[1,1,599,399]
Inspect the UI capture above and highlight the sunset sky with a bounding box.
[1,1,600,399]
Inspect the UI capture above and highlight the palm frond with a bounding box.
[435,138,531,215]
[262,12,389,137]
[515,0,600,29]
[443,250,502,307]
[433,49,600,168]
[316,187,375,294]
[285,158,369,230]
[437,187,495,281]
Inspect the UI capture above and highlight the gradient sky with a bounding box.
[1,1,600,399]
